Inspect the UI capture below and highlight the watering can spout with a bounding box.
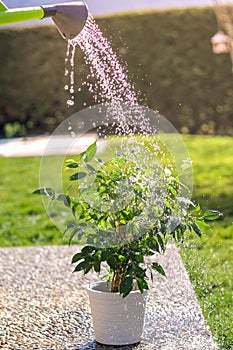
[0,1,88,40]
[42,2,88,40]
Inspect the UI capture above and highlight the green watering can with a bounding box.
[0,0,88,39]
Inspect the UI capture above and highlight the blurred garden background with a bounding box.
[0,3,232,349]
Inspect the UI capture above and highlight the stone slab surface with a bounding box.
[0,244,218,349]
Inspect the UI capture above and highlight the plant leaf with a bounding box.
[84,141,97,163]
[157,234,165,252]
[151,262,166,277]
[65,159,79,169]
[147,237,160,252]
[86,164,96,173]
[195,219,209,228]
[70,172,86,181]
[120,276,133,298]
[73,259,93,274]
[192,203,201,213]
[203,210,223,221]
[71,252,83,264]
[192,222,202,237]
[57,194,71,207]
[137,278,149,294]
[32,187,54,197]
[134,253,144,263]
[76,151,85,162]
[93,257,101,273]
[108,256,119,270]
[73,260,87,272]
[81,245,96,256]
[66,162,79,169]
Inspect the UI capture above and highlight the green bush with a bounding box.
[0,7,233,137]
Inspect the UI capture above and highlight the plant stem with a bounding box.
[111,264,123,292]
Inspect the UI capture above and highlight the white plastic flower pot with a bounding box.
[86,280,148,346]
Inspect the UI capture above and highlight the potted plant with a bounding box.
[34,139,222,346]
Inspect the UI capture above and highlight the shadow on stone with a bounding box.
[79,340,140,350]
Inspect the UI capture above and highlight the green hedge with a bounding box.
[0,7,233,137]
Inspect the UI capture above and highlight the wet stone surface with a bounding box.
[0,244,218,349]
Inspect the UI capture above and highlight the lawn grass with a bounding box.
[0,156,63,246]
[180,218,233,350]
[181,135,233,350]
[0,134,232,348]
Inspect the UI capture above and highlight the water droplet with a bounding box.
[67,100,74,106]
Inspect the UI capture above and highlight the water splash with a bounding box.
[40,104,193,248]
[64,40,76,107]
[45,12,193,247]
[65,13,138,107]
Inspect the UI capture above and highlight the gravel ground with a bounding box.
[0,244,218,350]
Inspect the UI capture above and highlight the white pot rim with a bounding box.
[87,280,148,296]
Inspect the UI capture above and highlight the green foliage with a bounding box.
[1,7,233,137]
[0,135,232,346]
[34,140,221,297]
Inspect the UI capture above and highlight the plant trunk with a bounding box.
[111,264,124,293]
[111,225,125,293]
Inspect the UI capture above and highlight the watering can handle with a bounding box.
[0,1,8,12]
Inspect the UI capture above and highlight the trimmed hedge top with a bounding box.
[0,7,233,137]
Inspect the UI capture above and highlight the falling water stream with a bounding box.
[65,13,138,106]
[64,12,159,141]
